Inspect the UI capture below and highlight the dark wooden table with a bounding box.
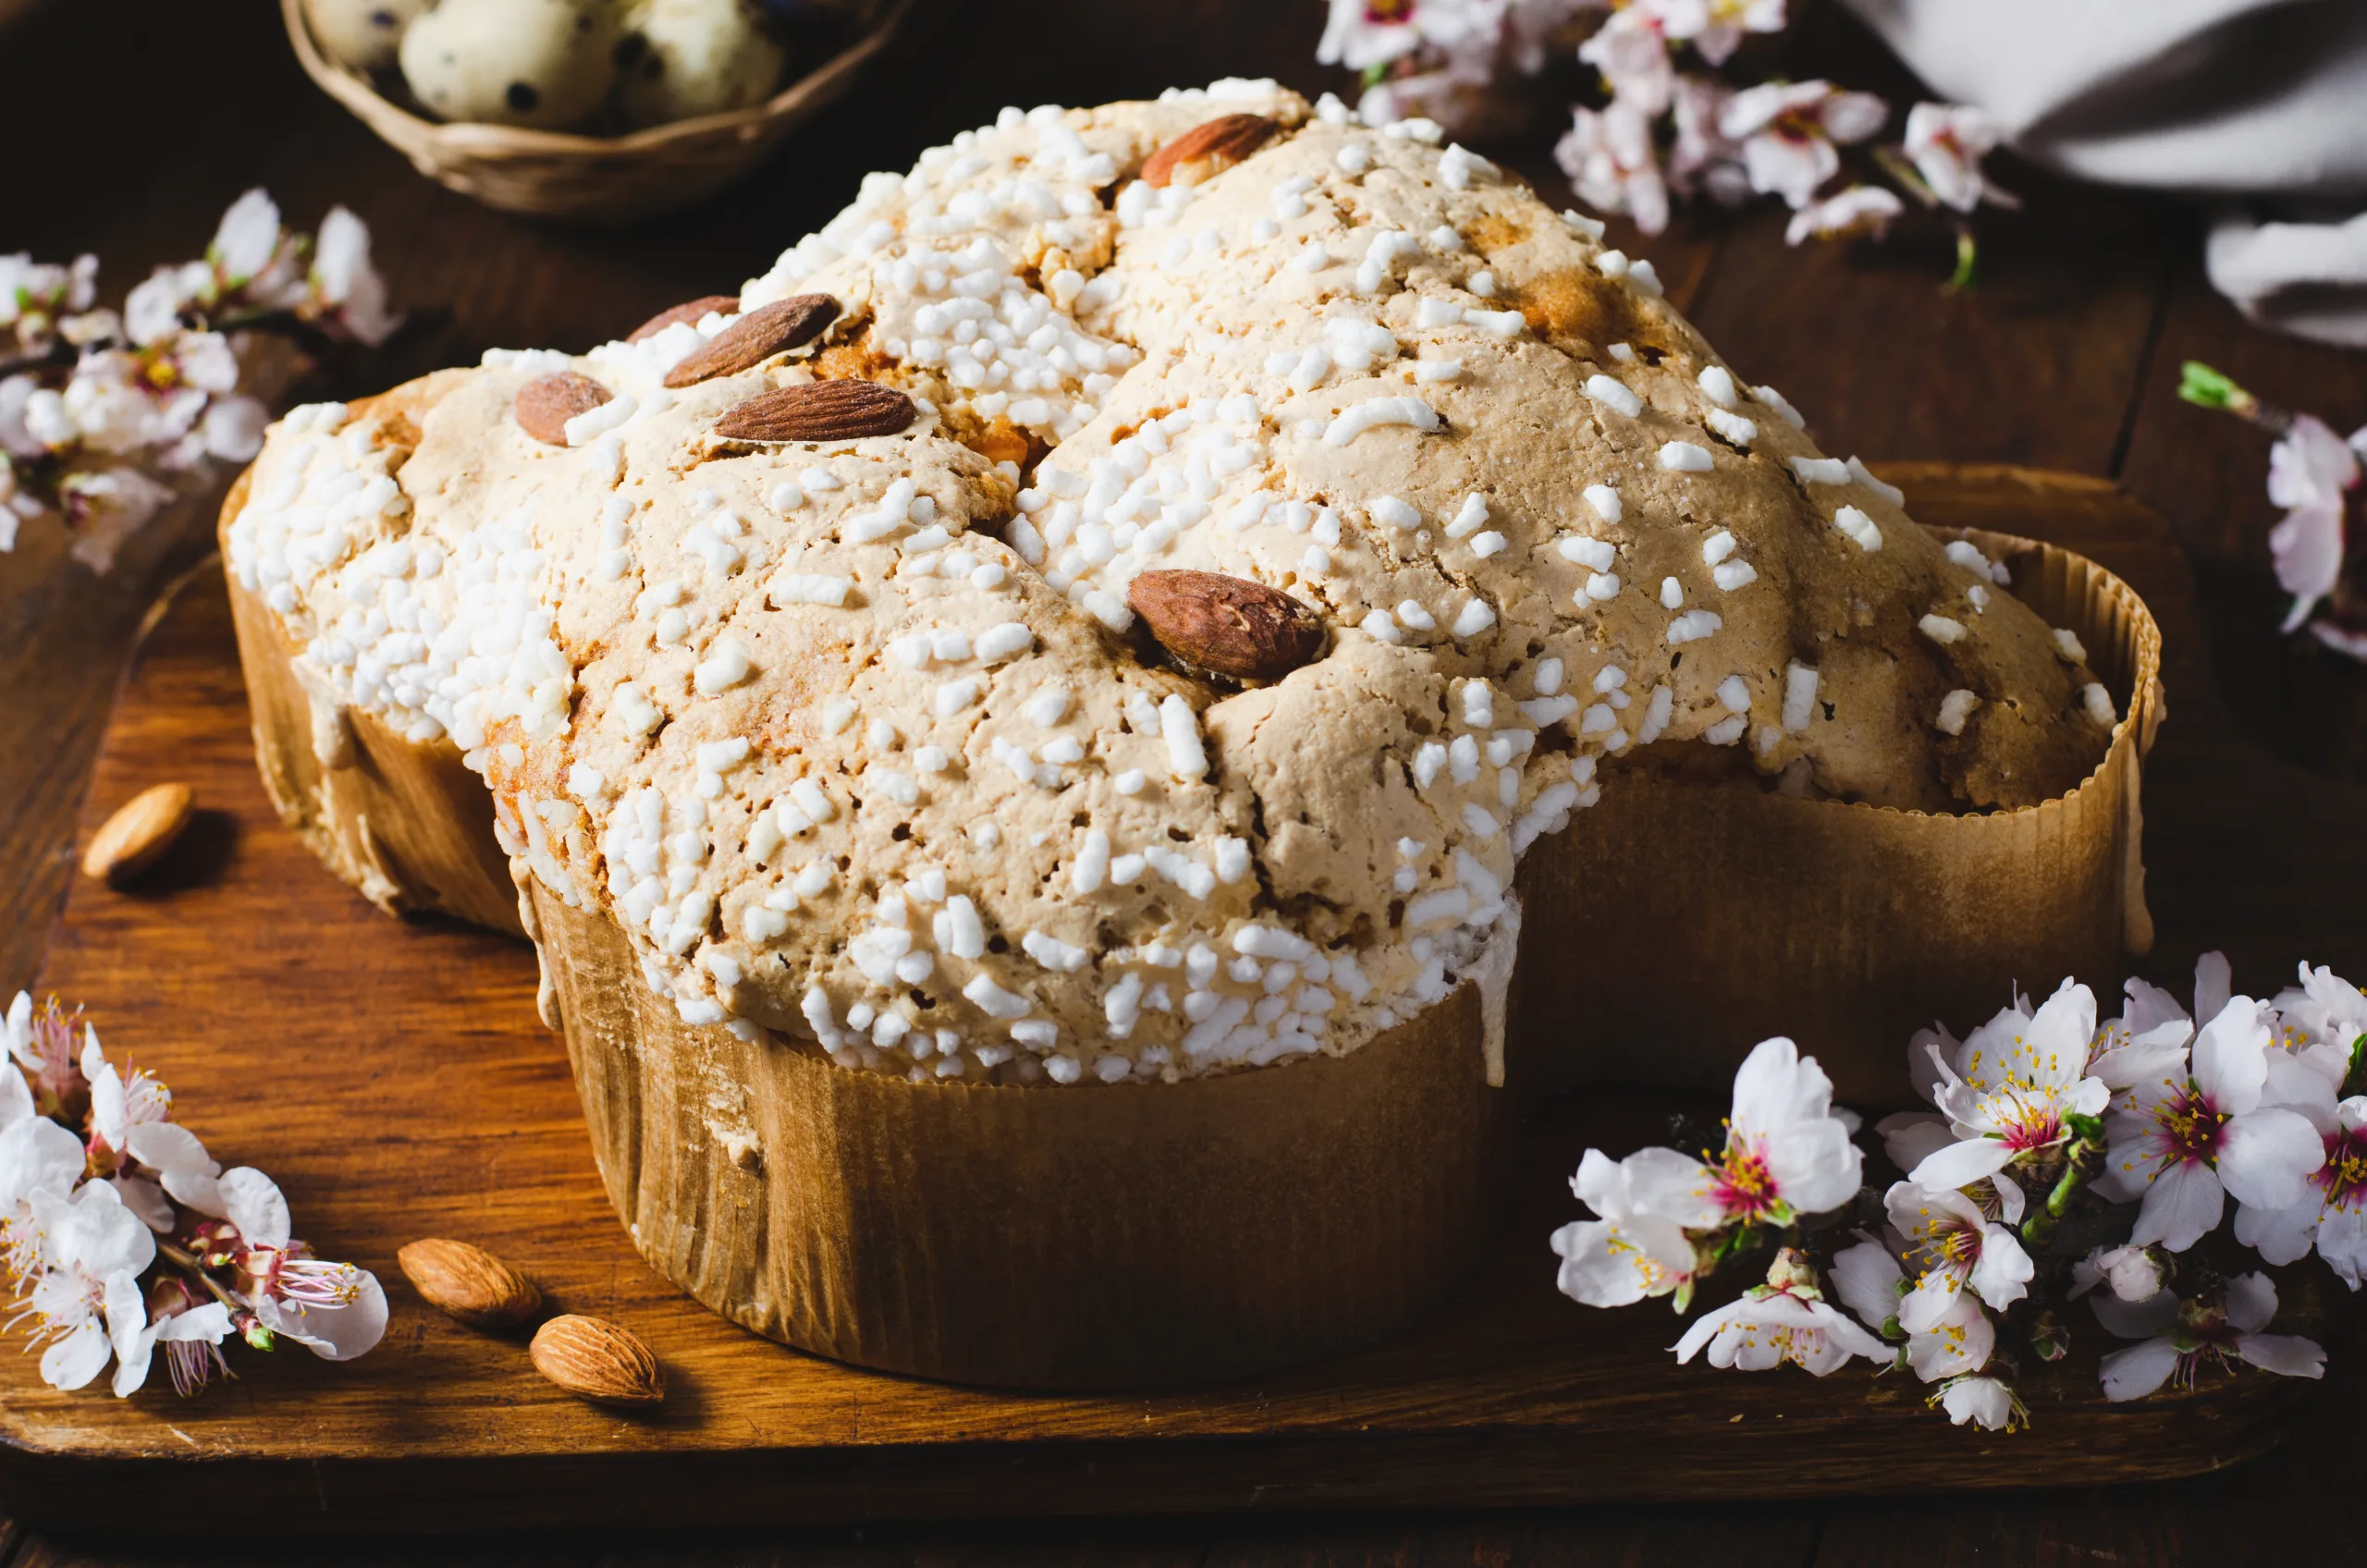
[3,0,2362,1561]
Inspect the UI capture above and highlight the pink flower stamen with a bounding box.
[2150,1083,2230,1169]
[1713,1131,1784,1220]
[2318,1127,2367,1208]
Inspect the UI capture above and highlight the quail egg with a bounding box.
[616,0,786,129]
[304,0,432,72]
[399,0,621,129]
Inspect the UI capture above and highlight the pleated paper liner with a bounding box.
[222,467,521,937]
[1508,529,2165,1108]
[532,886,1512,1388]
[221,454,2160,1383]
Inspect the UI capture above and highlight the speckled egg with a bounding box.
[615,0,786,129]
[399,0,621,129]
[304,0,432,71]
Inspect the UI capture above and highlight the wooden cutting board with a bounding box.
[7,467,2354,1537]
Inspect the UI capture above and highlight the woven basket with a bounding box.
[282,0,917,224]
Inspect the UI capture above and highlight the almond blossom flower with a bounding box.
[1903,1291,1994,1383]
[2272,963,2367,1087]
[1615,1035,1861,1230]
[1317,0,1503,73]
[58,466,178,573]
[2233,1095,2367,1287]
[1934,1373,2025,1431]
[2097,991,2327,1252]
[81,1024,172,1164]
[16,1180,156,1390]
[102,1268,231,1399]
[0,1095,86,1278]
[5,991,88,1121]
[1883,1181,2035,1329]
[1901,103,2017,214]
[1577,6,1676,116]
[2087,968,2206,1089]
[2263,414,2361,633]
[1652,0,1785,67]
[76,1025,187,1232]
[301,207,401,348]
[1718,80,1887,210]
[207,189,304,304]
[1674,1247,1888,1374]
[210,1168,387,1363]
[1555,99,1671,234]
[1551,1146,1699,1307]
[122,261,214,349]
[1907,979,2111,1192]
[2068,1243,2165,1304]
[2094,1273,2323,1401]
[1,252,98,351]
[1784,184,1903,246]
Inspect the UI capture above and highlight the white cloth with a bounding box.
[1843,0,2367,345]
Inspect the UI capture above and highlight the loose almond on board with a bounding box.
[1128,570,1326,680]
[398,1238,542,1329]
[661,294,840,387]
[714,379,915,443]
[530,1315,664,1407]
[1141,113,1279,188]
[80,782,194,883]
[625,294,741,343]
[515,372,613,446]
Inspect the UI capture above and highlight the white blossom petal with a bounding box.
[1830,1236,1905,1334]
[218,1166,291,1249]
[2191,996,2270,1115]
[2215,1107,2324,1212]
[1907,1134,2015,1191]
[2224,1269,2278,1335]
[40,1319,112,1392]
[256,1269,388,1362]
[1938,1374,2018,1429]
[2235,1333,2326,1379]
[2130,1157,2225,1252]
[2099,1337,2181,1401]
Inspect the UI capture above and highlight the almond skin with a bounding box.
[398,1238,542,1329]
[1142,114,1279,188]
[81,782,194,882]
[515,372,613,446]
[661,294,840,387]
[531,1315,664,1407]
[714,379,915,443]
[1128,570,1326,680]
[625,294,740,343]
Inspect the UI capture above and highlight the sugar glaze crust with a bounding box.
[225,80,2114,1088]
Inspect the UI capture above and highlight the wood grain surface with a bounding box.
[3,0,2364,1562]
[3,469,2336,1539]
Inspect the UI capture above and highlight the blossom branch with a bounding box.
[0,992,386,1397]
[1,189,399,571]
[1551,951,2362,1428]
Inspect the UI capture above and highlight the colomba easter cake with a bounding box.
[220,80,2155,1383]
